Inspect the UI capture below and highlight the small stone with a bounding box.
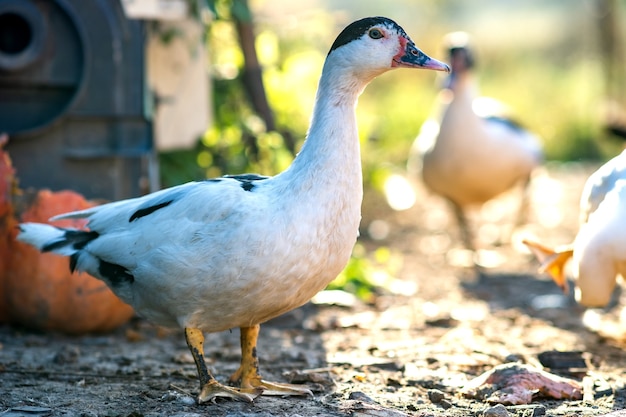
[439,399,453,409]
[53,345,80,364]
[406,404,418,412]
[348,391,378,404]
[178,396,196,406]
[386,377,402,387]
[503,353,524,363]
[427,389,445,403]
[483,404,510,417]
[161,391,179,402]
[532,405,546,417]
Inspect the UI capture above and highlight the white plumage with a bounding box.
[18,16,449,403]
[525,150,626,307]
[408,32,543,252]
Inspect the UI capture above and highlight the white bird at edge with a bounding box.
[17,17,449,404]
[524,149,626,308]
[408,32,542,255]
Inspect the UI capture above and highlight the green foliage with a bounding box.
[160,1,297,183]
[326,244,403,303]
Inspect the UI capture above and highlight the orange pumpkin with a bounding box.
[0,134,16,323]
[6,189,135,334]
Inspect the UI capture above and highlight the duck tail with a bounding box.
[17,223,99,262]
[522,238,574,293]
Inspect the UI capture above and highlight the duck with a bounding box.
[408,32,543,252]
[524,150,626,307]
[17,16,450,404]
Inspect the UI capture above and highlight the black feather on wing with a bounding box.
[128,187,192,222]
[129,200,173,222]
[222,174,269,192]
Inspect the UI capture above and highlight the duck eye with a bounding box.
[368,28,383,39]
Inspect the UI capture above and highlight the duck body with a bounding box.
[579,148,626,223]
[18,16,449,403]
[572,151,626,306]
[410,33,542,251]
[45,73,366,333]
[418,86,542,206]
[525,150,626,307]
[51,170,360,332]
[574,181,626,306]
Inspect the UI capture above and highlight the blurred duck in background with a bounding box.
[408,32,543,256]
[524,150,626,308]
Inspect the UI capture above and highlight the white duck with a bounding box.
[524,150,626,307]
[18,17,449,403]
[408,32,542,251]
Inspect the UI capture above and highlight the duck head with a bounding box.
[442,31,475,89]
[327,17,450,81]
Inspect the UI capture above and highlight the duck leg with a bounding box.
[229,324,313,397]
[184,327,262,403]
[450,200,475,252]
[514,175,532,228]
[449,200,487,278]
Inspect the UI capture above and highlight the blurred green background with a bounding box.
[161,0,626,189]
[159,0,626,299]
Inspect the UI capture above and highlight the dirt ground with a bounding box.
[2,162,626,417]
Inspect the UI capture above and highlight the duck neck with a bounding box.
[449,72,478,101]
[284,59,372,196]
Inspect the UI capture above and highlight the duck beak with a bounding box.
[394,40,450,72]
